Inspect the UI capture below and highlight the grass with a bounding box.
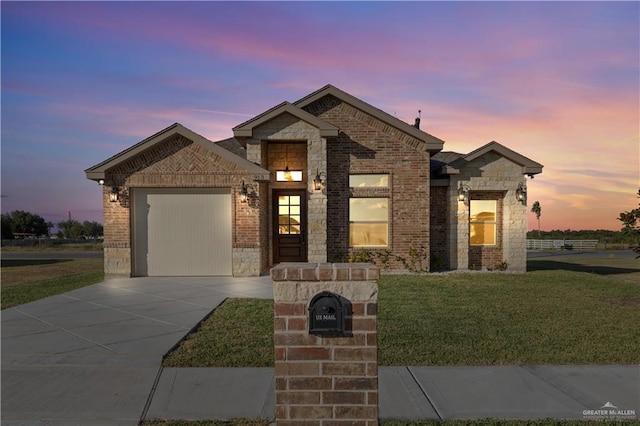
[1,258,104,309]
[164,255,640,367]
[163,298,274,367]
[1,242,103,252]
[378,271,639,365]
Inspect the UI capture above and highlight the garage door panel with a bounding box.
[133,189,232,276]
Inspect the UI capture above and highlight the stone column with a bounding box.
[271,263,379,425]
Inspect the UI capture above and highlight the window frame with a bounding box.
[349,197,389,248]
[469,199,497,246]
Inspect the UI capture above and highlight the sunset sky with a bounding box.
[2,1,638,232]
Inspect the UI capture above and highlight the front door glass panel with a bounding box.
[278,195,301,234]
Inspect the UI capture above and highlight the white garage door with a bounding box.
[133,188,232,276]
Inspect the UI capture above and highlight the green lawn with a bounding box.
[1,258,104,309]
[378,271,639,365]
[164,267,640,367]
[163,298,274,367]
[1,242,103,252]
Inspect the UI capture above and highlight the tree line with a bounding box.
[1,210,103,240]
[526,229,636,244]
[527,189,639,247]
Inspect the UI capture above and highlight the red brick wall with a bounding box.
[102,135,261,276]
[304,97,431,269]
[272,263,379,425]
[429,186,449,271]
[102,185,131,249]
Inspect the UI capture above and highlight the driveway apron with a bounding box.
[1,276,273,426]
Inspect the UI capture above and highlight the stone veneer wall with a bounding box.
[272,263,379,425]
[449,153,528,272]
[103,135,262,277]
[468,191,504,269]
[250,113,328,264]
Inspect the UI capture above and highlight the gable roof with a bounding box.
[433,141,543,176]
[294,84,445,153]
[85,123,270,181]
[232,101,339,138]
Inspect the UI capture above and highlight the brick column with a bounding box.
[271,263,379,426]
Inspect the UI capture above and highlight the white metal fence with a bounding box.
[526,239,599,250]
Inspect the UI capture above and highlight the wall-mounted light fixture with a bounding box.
[458,182,470,205]
[313,169,324,191]
[97,178,121,203]
[516,182,527,205]
[240,180,249,203]
[109,186,120,203]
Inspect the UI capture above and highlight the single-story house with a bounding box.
[85,84,542,277]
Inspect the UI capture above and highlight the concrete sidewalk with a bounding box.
[145,365,639,422]
[2,277,639,424]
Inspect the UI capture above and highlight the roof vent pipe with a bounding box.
[414,110,421,129]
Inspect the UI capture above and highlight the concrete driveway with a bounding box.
[1,276,273,425]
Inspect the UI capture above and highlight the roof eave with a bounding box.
[85,123,271,182]
[232,101,339,139]
[463,141,544,175]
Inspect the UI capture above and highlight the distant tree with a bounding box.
[82,221,103,239]
[531,201,542,237]
[1,214,14,239]
[57,220,85,239]
[617,189,640,258]
[1,210,51,238]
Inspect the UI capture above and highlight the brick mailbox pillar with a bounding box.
[271,262,379,426]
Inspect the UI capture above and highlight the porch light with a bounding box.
[313,169,323,191]
[516,182,527,205]
[276,168,303,182]
[283,166,292,182]
[109,186,119,203]
[457,183,470,205]
[240,180,249,203]
[98,179,105,185]
[276,144,303,182]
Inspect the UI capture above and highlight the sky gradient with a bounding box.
[2,1,638,232]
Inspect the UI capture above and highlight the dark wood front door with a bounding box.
[273,189,307,263]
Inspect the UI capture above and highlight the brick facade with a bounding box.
[88,85,541,277]
[429,185,449,271]
[102,135,264,277]
[272,263,379,425]
[306,97,431,269]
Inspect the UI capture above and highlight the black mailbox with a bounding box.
[308,291,345,336]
